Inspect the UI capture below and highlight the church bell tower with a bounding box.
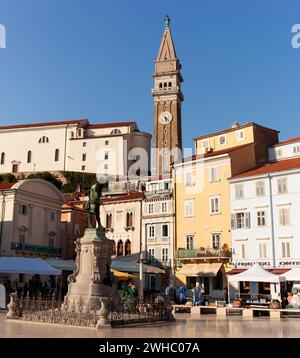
[152,16,183,176]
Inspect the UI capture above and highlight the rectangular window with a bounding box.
[148,225,155,238]
[279,207,290,226]
[275,149,282,157]
[236,130,245,141]
[162,224,169,237]
[148,248,155,262]
[104,152,109,160]
[212,233,220,250]
[162,248,169,263]
[19,205,28,216]
[82,142,87,147]
[256,181,265,196]
[184,200,194,217]
[185,171,192,186]
[241,243,246,259]
[81,165,86,171]
[258,241,268,259]
[231,212,250,229]
[281,241,291,258]
[104,164,108,170]
[186,235,194,250]
[235,184,244,200]
[105,140,109,145]
[210,196,220,214]
[49,238,54,249]
[164,181,170,190]
[148,203,154,214]
[161,202,168,213]
[202,139,209,149]
[257,211,266,227]
[277,177,287,194]
[293,145,300,154]
[19,234,26,244]
[50,212,55,221]
[82,153,86,161]
[219,135,226,145]
[209,167,219,182]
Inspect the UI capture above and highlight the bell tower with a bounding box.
[152,16,183,176]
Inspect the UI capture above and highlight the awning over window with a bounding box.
[177,263,222,277]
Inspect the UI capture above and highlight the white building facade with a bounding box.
[0,119,151,176]
[0,179,65,257]
[142,178,174,275]
[230,158,300,270]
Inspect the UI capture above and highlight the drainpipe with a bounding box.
[268,174,276,269]
[63,125,69,171]
[0,193,6,253]
[139,196,144,302]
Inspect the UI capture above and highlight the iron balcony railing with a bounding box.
[176,247,232,259]
[11,242,62,255]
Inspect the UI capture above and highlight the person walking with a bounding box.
[178,285,187,304]
[192,282,201,306]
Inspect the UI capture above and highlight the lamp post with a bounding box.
[139,251,144,303]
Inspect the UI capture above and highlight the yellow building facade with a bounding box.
[173,122,279,299]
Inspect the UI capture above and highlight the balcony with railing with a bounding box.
[11,242,62,256]
[176,247,232,260]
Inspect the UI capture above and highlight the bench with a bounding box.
[172,304,192,313]
[243,307,300,318]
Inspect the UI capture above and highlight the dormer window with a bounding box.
[219,135,226,145]
[236,130,245,141]
[111,129,122,135]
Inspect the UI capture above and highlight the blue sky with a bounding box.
[0,0,300,149]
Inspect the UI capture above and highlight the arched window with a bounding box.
[126,212,133,228]
[125,240,131,256]
[164,82,167,88]
[27,151,32,163]
[110,129,122,135]
[106,213,112,229]
[54,149,59,162]
[117,240,124,256]
[38,136,49,143]
[0,152,5,165]
[168,82,172,87]
[159,83,162,88]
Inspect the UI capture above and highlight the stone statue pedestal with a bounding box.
[63,227,114,313]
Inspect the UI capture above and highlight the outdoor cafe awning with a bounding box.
[0,257,61,276]
[177,263,222,277]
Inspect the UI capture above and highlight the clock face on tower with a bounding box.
[159,111,173,125]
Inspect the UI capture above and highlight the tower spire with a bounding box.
[165,15,171,28]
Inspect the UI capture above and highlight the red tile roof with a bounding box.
[0,119,88,130]
[0,183,15,190]
[232,157,300,179]
[174,143,253,164]
[275,135,300,146]
[102,192,144,203]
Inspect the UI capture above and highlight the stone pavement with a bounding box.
[1,311,300,338]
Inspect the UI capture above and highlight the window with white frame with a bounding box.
[184,200,194,217]
[258,241,268,259]
[202,139,209,150]
[162,224,169,237]
[161,202,168,213]
[104,152,109,160]
[162,248,169,263]
[279,207,290,226]
[185,171,193,186]
[293,145,300,154]
[212,233,220,250]
[257,211,266,227]
[235,184,244,200]
[236,130,245,141]
[148,248,155,262]
[256,180,265,196]
[231,212,251,229]
[238,242,246,259]
[148,203,154,214]
[210,196,220,214]
[209,167,219,182]
[281,240,291,258]
[275,149,282,158]
[186,235,194,249]
[148,225,155,238]
[277,177,287,194]
[219,135,226,145]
